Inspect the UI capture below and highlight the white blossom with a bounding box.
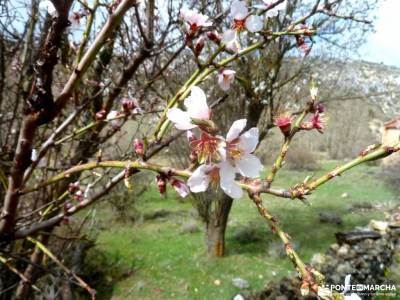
[167,86,211,130]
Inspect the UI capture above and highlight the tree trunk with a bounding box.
[206,193,233,257]
[15,234,50,300]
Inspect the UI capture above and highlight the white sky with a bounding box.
[359,0,400,67]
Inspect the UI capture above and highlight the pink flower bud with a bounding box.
[95,109,106,120]
[295,35,311,55]
[74,190,83,202]
[275,114,293,136]
[194,36,205,56]
[171,179,190,198]
[121,98,137,112]
[156,174,167,194]
[134,138,144,156]
[64,202,73,212]
[207,30,221,44]
[68,181,80,193]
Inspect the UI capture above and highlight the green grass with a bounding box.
[89,162,397,300]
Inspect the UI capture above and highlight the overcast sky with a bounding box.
[359,0,400,67]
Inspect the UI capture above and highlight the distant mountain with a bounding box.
[313,59,400,116]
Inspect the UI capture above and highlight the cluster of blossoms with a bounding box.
[222,0,286,51]
[167,86,263,199]
[274,87,327,135]
[181,1,287,54]
[95,98,141,129]
[179,1,293,92]
[68,181,92,202]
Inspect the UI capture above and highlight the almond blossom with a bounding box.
[180,9,212,34]
[217,69,236,91]
[187,162,243,199]
[222,1,264,51]
[230,1,263,32]
[167,86,211,130]
[220,119,263,178]
[69,11,82,27]
[189,131,224,163]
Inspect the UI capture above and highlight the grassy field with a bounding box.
[87,162,397,300]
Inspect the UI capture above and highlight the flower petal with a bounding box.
[219,162,243,199]
[231,0,248,19]
[184,86,210,120]
[217,74,230,91]
[226,119,247,142]
[266,9,279,17]
[236,153,263,178]
[39,0,58,17]
[245,15,263,33]
[187,165,212,192]
[218,142,227,161]
[167,108,196,130]
[223,69,236,76]
[180,8,189,20]
[227,41,240,53]
[239,127,259,153]
[106,110,118,120]
[171,179,190,198]
[222,29,236,44]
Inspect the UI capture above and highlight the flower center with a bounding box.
[190,23,199,32]
[233,19,246,31]
[190,132,222,163]
[226,139,244,160]
[223,74,231,80]
[206,167,220,190]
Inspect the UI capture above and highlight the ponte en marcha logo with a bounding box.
[323,274,398,298]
